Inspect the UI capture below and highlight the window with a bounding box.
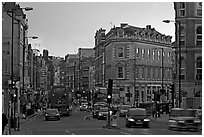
[158,50,161,61]
[147,67,151,79]
[196,57,202,80]
[152,67,156,79]
[196,2,202,16]
[152,50,155,60]
[118,47,124,58]
[118,66,124,79]
[196,26,202,46]
[141,66,145,79]
[179,2,186,16]
[136,66,139,79]
[147,49,150,59]
[136,48,139,58]
[142,49,145,59]
[158,67,161,80]
[180,57,186,80]
[180,25,186,46]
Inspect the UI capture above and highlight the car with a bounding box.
[44,109,60,121]
[119,105,131,117]
[92,103,107,118]
[168,108,201,131]
[97,107,112,120]
[80,104,88,111]
[125,108,150,128]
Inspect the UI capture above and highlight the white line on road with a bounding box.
[65,130,76,135]
[120,131,131,135]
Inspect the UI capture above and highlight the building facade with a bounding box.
[174,2,202,107]
[95,23,172,106]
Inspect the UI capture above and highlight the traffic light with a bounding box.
[170,84,174,93]
[107,79,113,104]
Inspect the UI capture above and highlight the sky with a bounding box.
[18,1,175,57]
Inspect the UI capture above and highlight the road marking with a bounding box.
[65,130,76,135]
[120,131,131,135]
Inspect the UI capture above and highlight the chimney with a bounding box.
[121,23,128,28]
[146,25,151,29]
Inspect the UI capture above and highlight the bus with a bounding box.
[48,86,72,116]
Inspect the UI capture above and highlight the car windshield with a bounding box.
[47,109,58,113]
[121,105,131,110]
[170,110,196,117]
[128,109,146,116]
[100,108,108,112]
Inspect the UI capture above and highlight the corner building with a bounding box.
[95,23,172,105]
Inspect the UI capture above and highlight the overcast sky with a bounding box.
[18,2,175,57]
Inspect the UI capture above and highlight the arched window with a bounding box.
[196,26,202,46]
[196,57,202,80]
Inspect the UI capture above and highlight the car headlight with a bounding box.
[178,120,185,123]
[169,120,177,123]
[56,113,59,116]
[99,113,102,116]
[194,120,201,123]
[45,114,48,116]
[128,118,134,122]
[144,118,150,122]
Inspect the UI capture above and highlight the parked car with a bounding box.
[44,109,60,121]
[97,107,112,120]
[168,108,201,131]
[80,104,88,111]
[119,105,131,117]
[126,108,150,128]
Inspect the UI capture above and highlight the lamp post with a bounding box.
[7,5,33,134]
[163,19,181,108]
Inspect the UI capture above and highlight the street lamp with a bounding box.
[7,5,33,134]
[163,19,181,108]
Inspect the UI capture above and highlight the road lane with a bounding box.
[18,109,201,135]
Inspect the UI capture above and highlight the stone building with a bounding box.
[95,23,172,105]
[173,2,202,107]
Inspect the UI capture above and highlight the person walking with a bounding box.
[2,113,8,135]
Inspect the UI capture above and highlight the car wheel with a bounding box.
[44,117,47,121]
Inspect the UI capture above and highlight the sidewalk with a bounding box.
[10,111,40,135]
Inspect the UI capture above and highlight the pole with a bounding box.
[8,10,14,134]
[178,21,181,108]
[161,48,164,90]
[133,45,136,107]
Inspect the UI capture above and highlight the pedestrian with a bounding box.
[2,113,8,135]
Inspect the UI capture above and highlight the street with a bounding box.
[12,106,202,135]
